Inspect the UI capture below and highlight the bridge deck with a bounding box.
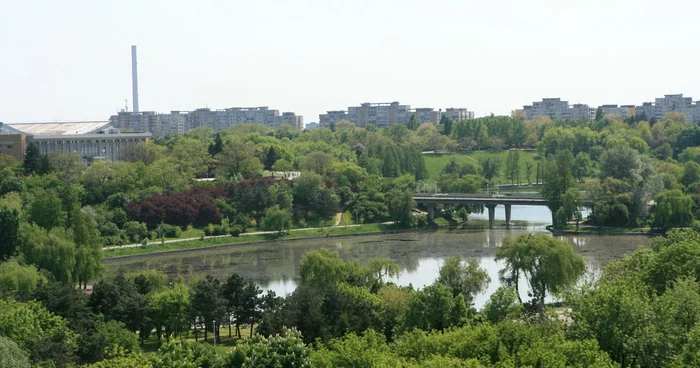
[413,193,548,206]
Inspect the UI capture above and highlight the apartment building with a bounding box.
[412,108,439,125]
[654,94,694,121]
[443,108,475,121]
[570,104,595,121]
[523,98,571,120]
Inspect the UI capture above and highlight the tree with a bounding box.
[0,205,20,260]
[0,336,30,368]
[496,233,586,313]
[208,132,223,157]
[595,107,604,121]
[216,140,263,179]
[541,150,575,228]
[23,142,42,176]
[221,273,246,338]
[272,159,293,177]
[651,189,695,231]
[406,115,420,131]
[681,161,700,187]
[302,151,336,175]
[572,152,593,183]
[264,146,279,171]
[505,150,520,185]
[261,205,293,234]
[151,283,191,341]
[481,157,500,185]
[190,275,225,343]
[599,146,642,183]
[436,256,490,305]
[401,283,464,332]
[28,190,64,230]
[439,115,454,136]
[560,187,583,231]
[525,162,533,185]
[387,189,415,226]
[0,260,46,300]
[481,286,523,324]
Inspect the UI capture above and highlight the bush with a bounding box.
[415,215,429,228]
[229,225,243,237]
[122,221,148,243]
[204,223,229,236]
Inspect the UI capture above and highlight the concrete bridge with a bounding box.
[413,193,549,229]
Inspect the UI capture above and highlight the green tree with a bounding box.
[151,282,191,340]
[560,187,583,230]
[0,259,47,300]
[525,162,533,185]
[23,142,42,176]
[261,205,292,234]
[436,256,490,304]
[541,150,575,228]
[496,233,586,313]
[505,150,520,185]
[595,107,604,121]
[481,286,523,324]
[481,157,500,185]
[652,189,695,231]
[406,115,420,131]
[387,189,415,226]
[439,115,454,136]
[216,140,263,178]
[208,132,223,156]
[401,283,463,332]
[681,161,700,187]
[302,151,336,176]
[0,336,30,368]
[28,190,64,230]
[190,275,225,343]
[264,145,279,171]
[572,152,593,183]
[0,205,20,260]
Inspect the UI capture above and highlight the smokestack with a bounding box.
[131,45,139,113]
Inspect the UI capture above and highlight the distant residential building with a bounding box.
[412,108,439,125]
[111,106,303,135]
[319,111,348,126]
[321,102,473,127]
[570,104,595,121]
[653,94,694,122]
[0,121,151,162]
[635,102,655,121]
[158,111,188,136]
[305,122,319,130]
[523,98,571,121]
[443,108,475,121]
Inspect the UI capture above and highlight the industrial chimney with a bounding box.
[131,45,139,113]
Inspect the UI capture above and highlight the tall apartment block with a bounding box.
[523,98,573,121]
[110,106,303,137]
[320,102,474,128]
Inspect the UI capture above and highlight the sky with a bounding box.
[2,0,700,125]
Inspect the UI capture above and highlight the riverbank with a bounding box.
[546,225,662,236]
[102,218,533,261]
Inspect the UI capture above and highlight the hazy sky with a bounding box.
[2,0,700,125]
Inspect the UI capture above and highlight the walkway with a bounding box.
[103,213,353,251]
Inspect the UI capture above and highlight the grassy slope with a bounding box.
[423,150,538,185]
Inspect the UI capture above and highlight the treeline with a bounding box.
[1,230,698,366]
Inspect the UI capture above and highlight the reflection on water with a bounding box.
[104,206,649,309]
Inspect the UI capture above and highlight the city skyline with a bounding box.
[3,1,700,124]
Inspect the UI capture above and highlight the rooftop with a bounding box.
[7,122,111,135]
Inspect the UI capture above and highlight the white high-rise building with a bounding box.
[653,94,694,121]
[443,108,475,121]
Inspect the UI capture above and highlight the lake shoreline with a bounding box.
[102,221,540,262]
[546,225,662,237]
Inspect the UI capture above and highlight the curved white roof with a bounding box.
[7,121,110,135]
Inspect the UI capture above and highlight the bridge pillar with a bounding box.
[505,204,512,229]
[427,204,434,220]
[486,205,496,229]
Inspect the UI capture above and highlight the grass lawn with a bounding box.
[141,325,255,355]
[423,150,539,186]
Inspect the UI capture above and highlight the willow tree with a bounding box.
[496,233,586,314]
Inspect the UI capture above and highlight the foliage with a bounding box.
[437,256,490,304]
[0,259,47,299]
[497,233,586,313]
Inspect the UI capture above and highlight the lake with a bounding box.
[103,206,649,309]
